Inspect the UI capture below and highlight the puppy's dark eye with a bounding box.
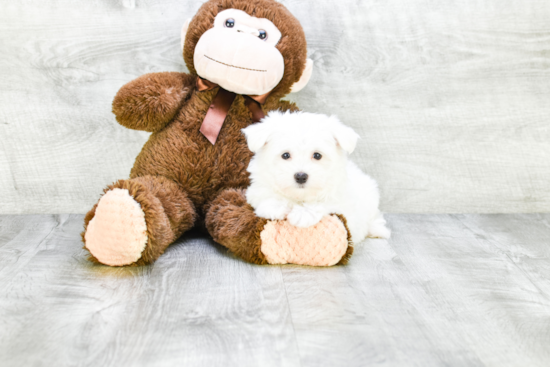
[313,152,322,160]
[282,152,290,160]
[258,30,267,40]
[225,18,235,28]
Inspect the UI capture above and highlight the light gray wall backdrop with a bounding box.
[1,0,549,214]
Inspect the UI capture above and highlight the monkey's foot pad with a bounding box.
[85,188,148,266]
[260,215,350,266]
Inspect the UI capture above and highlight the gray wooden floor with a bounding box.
[1,214,549,367]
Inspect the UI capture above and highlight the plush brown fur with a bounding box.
[82,175,196,266]
[205,188,269,265]
[334,214,354,266]
[113,72,197,132]
[82,0,351,266]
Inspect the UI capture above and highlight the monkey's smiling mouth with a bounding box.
[204,55,267,73]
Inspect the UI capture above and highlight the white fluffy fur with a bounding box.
[242,111,391,243]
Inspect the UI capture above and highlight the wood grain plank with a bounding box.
[0,0,197,214]
[0,214,62,283]
[0,0,549,213]
[285,0,550,213]
[1,214,550,365]
[454,214,550,297]
[282,214,550,366]
[0,214,300,367]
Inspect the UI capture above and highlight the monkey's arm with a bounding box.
[112,72,196,132]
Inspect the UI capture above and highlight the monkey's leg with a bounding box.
[82,175,196,266]
[205,188,354,266]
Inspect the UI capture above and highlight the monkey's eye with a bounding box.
[258,30,267,40]
[225,18,235,28]
[282,152,290,160]
[313,152,322,160]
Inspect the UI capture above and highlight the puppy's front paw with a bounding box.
[287,206,325,228]
[254,199,291,221]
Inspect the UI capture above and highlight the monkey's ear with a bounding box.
[290,59,314,93]
[180,18,191,51]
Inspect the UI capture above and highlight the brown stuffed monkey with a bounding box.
[82,0,353,267]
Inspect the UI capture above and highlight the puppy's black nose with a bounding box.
[294,172,308,184]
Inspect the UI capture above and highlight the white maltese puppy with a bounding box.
[242,111,390,243]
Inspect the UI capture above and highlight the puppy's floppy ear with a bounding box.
[242,123,272,153]
[330,116,360,154]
